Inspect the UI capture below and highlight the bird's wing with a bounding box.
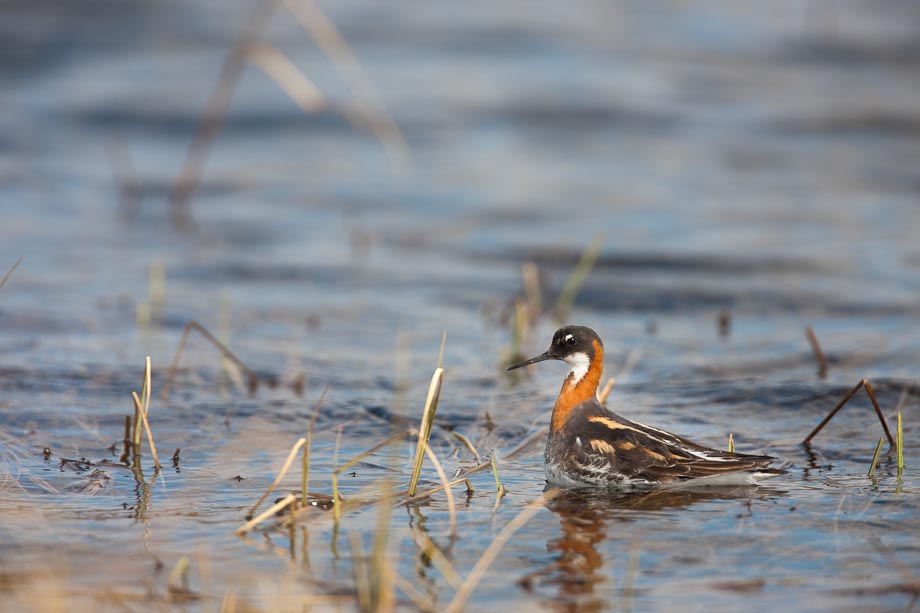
[572,414,774,484]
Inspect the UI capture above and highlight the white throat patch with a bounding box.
[564,352,590,387]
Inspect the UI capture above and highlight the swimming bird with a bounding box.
[507,325,783,488]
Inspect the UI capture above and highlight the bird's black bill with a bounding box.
[506,351,553,371]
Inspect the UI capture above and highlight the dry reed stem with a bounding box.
[169,0,280,226]
[161,320,261,400]
[454,428,548,481]
[370,481,396,612]
[132,368,146,448]
[437,331,448,369]
[897,412,904,477]
[863,381,895,446]
[490,453,505,513]
[402,478,473,503]
[336,430,413,475]
[303,386,329,505]
[244,43,325,112]
[284,0,411,173]
[408,367,444,497]
[446,491,559,612]
[803,379,895,446]
[143,357,159,466]
[449,431,480,462]
[803,379,864,444]
[805,326,828,378]
[867,437,884,477]
[332,427,343,523]
[246,438,307,520]
[727,432,735,453]
[522,261,541,319]
[423,442,457,535]
[554,234,604,321]
[597,377,615,404]
[236,493,297,534]
[131,392,160,471]
[0,257,22,292]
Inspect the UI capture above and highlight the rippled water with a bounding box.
[2,0,920,610]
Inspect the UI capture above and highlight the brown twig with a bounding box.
[863,380,895,446]
[0,257,22,292]
[160,320,261,400]
[805,326,828,378]
[803,378,895,446]
[803,380,863,444]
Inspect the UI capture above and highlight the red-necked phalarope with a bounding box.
[507,325,783,488]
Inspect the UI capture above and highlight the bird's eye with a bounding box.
[565,334,576,346]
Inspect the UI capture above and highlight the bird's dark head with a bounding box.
[506,325,603,371]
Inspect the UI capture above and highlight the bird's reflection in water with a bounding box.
[529,485,783,612]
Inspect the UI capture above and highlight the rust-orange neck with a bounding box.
[550,339,604,433]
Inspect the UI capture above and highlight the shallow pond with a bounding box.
[2,0,920,610]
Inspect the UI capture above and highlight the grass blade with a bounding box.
[897,412,904,478]
[246,437,307,520]
[407,367,444,497]
[554,234,604,322]
[422,442,457,535]
[868,437,884,478]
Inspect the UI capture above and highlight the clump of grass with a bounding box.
[127,356,161,471]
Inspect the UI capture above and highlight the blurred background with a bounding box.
[3,0,919,361]
[2,0,920,610]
